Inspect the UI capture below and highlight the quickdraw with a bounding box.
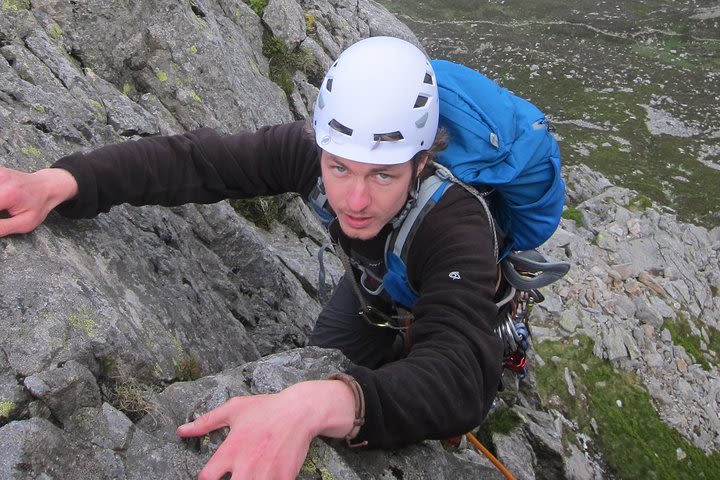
[494,280,546,378]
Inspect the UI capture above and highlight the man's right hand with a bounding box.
[0,167,78,237]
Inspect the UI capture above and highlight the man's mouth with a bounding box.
[343,213,372,229]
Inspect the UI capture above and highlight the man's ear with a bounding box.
[416,152,431,173]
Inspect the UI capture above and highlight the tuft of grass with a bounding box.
[249,0,269,17]
[99,357,160,422]
[562,206,584,226]
[262,33,294,94]
[109,380,160,421]
[534,335,720,479]
[231,195,284,230]
[261,31,319,95]
[629,194,653,211]
[175,355,202,382]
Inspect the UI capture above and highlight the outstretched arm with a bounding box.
[0,167,78,237]
[52,121,319,219]
[0,121,319,237]
[177,379,357,480]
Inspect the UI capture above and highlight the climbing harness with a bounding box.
[334,243,414,331]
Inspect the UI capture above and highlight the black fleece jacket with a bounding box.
[52,120,504,448]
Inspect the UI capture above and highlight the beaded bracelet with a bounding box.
[327,372,368,448]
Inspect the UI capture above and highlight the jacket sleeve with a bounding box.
[345,186,504,448]
[52,120,319,218]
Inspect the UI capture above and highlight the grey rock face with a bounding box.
[23,360,101,423]
[1,0,717,479]
[265,0,308,49]
[0,348,504,479]
[0,417,127,479]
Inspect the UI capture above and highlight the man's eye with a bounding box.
[333,165,347,173]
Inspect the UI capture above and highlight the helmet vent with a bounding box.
[423,73,434,85]
[326,78,333,92]
[329,119,353,136]
[373,131,404,142]
[414,95,428,108]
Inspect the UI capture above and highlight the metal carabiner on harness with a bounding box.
[359,305,413,331]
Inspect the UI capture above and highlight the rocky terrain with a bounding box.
[538,164,720,460]
[381,0,720,228]
[0,1,718,479]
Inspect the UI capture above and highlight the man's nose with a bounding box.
[346,178,371,212]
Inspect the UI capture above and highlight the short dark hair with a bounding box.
[411,127,449,181]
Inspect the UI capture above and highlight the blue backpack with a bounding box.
[431,59,564,253]
[382,59,566,309]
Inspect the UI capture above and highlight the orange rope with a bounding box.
[465,432,517,480]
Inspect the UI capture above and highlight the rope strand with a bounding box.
[465,432,517,480]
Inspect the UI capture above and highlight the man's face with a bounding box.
[320,151,419,240]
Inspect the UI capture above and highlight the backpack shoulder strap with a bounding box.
[382,173,449,307]
[431,162,500,261]
[386,173,450,263]
[308,177,335,228]
[383,166,499,307]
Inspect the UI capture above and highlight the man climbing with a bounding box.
[0,36,504,479]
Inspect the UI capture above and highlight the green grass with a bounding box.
[663,315,719,371]
[381,0,720,229]
[534,335,720,479]
[562,206,584,226]
[473,406,522,454]
[248,0,269,17]
[175,355,203,382]
[632,42,695,70]
[629,194,654,211]
[262,33,294,94]
[380,0,628,23]
[98,356,160,422]
[472,29,718,228]
[261,32,320,95]
[231,195,284,230]
[559,124,720,227]
[378,0,493,22]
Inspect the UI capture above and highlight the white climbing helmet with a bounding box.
[312,36,439,165]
